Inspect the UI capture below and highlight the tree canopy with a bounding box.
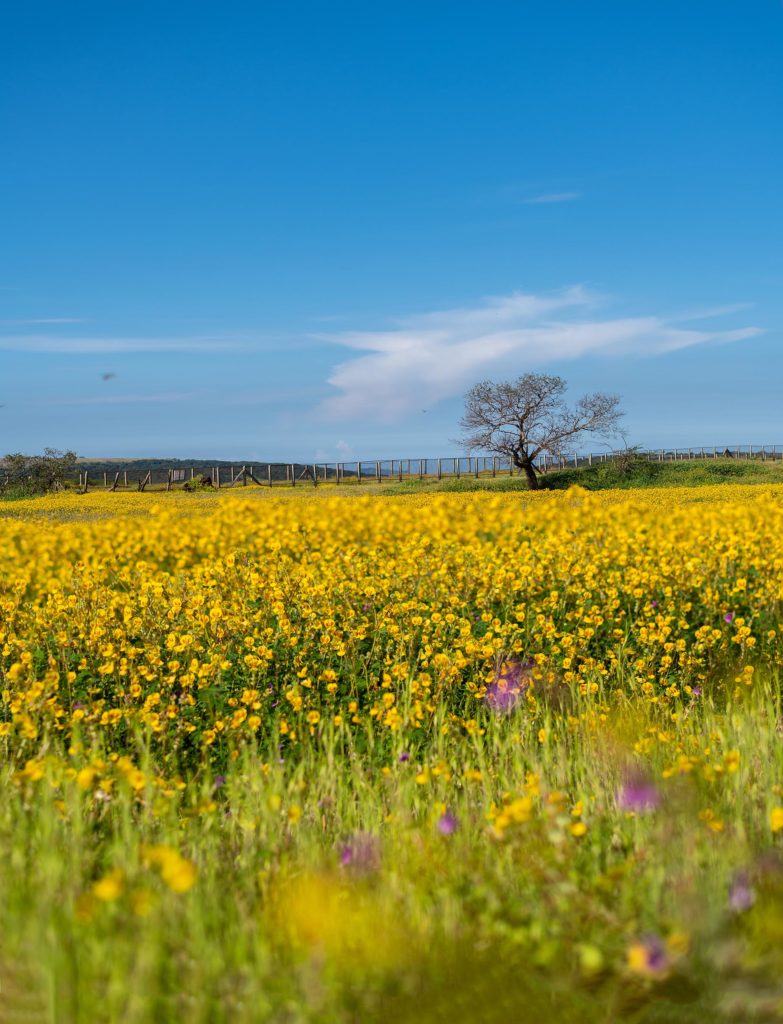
[458,373,623,489]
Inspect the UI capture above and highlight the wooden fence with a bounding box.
[4,446,783,492]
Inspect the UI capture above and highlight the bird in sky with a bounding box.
[101,372,116,381]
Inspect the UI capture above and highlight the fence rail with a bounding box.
[2,446,783,492]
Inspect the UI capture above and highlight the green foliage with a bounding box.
[1,448,78,497]
[377,459,783,495]
[182,476,215,493]
[542,457,780,491]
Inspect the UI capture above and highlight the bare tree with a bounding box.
[458,374,623,490]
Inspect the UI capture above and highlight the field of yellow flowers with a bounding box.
[1,484,783,1022]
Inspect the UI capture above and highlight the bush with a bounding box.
[1,448,78,497]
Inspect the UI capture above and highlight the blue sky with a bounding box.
[1,1,781,460]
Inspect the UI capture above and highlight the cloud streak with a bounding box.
[1,317,89,325]
[317,288,762,422]
[523,192,582,204]
[0,334,244,354]
[38,392,198,407]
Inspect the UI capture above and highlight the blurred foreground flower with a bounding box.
[92,868,124,903]
[617,773,661,814]
[627,934,669,978]
[339,832,381,874]
[485,658,534,713]
[275,873,405,970]
[142,845,198,893]
[437,811,458,836]
[728,871,756,913]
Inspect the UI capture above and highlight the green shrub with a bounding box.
[1,448,78,498]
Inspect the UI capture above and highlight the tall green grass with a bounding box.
[2,671,782,1022]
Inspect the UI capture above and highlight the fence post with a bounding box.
[573,453,578,468]
[437,458,442,480]
[492,457,497,477]
[268,464,272,487]
[475,457,479,478]
[455,457,460,479]
[215,467,221,489]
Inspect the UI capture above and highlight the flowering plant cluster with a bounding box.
[0,484,782,1020]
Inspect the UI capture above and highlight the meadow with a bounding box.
[1,484,783,1022]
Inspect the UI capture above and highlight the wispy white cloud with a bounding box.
[674,303,754,322]
[523,192,582,204]
[314,440,356,461]
[0,334,244,354]
[39,392,197,407]
[1,317,89,325]
[317,288,763,423]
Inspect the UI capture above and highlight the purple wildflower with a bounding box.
[398,751,410,763]
[339,832,380,874]
[728,871,756,913]
[617,773,661,813]
[213,775,226,791]
[724,612,735,624]
[485,658,534,714]
[650,600,658,609]
[691,686,702,698]
[630,934,669,976]
[437,811,458,836]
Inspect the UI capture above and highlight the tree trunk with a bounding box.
[513,452,539,490]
